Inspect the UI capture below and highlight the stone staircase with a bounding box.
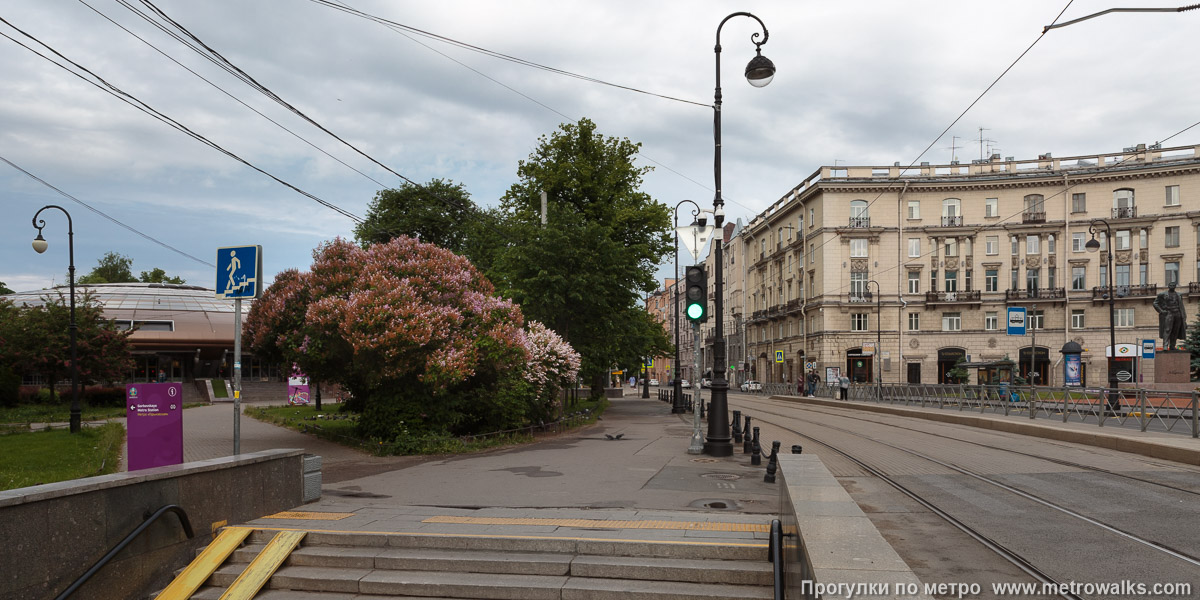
[177,527,774,599]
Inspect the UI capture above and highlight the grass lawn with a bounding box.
[0,422,125,491]
[0,403,128,424]
[246,395,608,456]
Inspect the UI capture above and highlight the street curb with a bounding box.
[770,395,1200,466]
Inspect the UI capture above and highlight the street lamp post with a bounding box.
[31,205,81,434]
[707,12,775,456]
[867,280,882,399]
[672,200,702,414]
[1085,219,1120,413]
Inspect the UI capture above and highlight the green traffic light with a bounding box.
[686,302,704,320]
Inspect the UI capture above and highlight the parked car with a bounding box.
[680,379,690,388]
[649,378,659,386]
[700,378,712,389]
[741,380,762,392]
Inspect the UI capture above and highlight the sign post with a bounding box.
[1007,307,1026,336]
[126,383,183,471]
[217,245,262,455]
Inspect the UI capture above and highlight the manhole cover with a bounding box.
[701,472,741,480]
[691,458,720,463]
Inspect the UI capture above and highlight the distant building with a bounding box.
[739,143,1200,387]
[4,283,281,384]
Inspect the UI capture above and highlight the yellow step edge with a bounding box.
[154,527,253,600]
[423,515,771,532]
[219,530,307,600]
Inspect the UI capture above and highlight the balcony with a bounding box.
[786,298,802,313]
[1022,211,1046,224]
[847,292,874,303]
[1004,288,1066,302]
[848,216,871,228]
[940,215,963,227]
[925,290,981,305]
[1091,284,1156,301]
[1112,206,1137,219]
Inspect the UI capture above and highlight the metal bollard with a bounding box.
[764,441,782,483]
[732,411,743,443]
[700,399,706,419]
[742,416,753,453]
[791,444,803,454]
[750,427,762,466]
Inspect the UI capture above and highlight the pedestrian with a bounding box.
[839,374,850,400]
[806,371,817,397]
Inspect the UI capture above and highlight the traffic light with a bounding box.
[685,265,707,322]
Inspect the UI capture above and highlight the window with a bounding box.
[985,269,998,292]
[985,311,998,330]
[1048,234,1056,254]
[809,244,815,264]
[1071,266,1086,291]
[945,238,958,257]
[908,271,921,294]
[907,200,921,219]
[1011,236,1019,255]
[1140,229,1148,249]
[1024,194,1045,213]
[1115,229,1131,251]
[1072,233,1086,252]
[908,312,920,331]
[808,208,815,227]
[852,313,868,331]
[1048,266,1056,289]
[850,272,868,297]
[850,238,868,257]
[1166,185,1180,206]
[1026,268,1040,291]
[850,200,869,222]
[930,269,938,293]
[1011,268,1020,290]
[760,239,767,259]
[944,270,958,292]
[965,269,973,291]
[986,236,998,255]
[1115,264,1130,288]
[908,238,921,257]
[1166,226,1180,248]
[1100,264,1107,288]
[943,198,961,216]
[1071,309,1085,329]
[1140,263,1148,286]
[985,198,998,217]
[1026,235,1040,254]
[942,312,961,331]
[1114,188,1135,211]
[1071,192,1086,213]
[1029,310,1044,329]
[1166,261,1180,286]
[1115,308,1135,327]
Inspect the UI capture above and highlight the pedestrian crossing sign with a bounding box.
[775,351,784,363]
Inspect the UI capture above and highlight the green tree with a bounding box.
[1185,313,1200,379]
[138,268,186,284]
[77,251,135,284]
[354,179,481,256]
[0,292,134,402]
[0,281,13,295]
[493,119,673,394]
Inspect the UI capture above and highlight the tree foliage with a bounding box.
[244,237,534,439]
[354,179,481,256]
[139,268,186,284]
[0,281,13,295]
[1185,313,1200,379]
[77,251,135,284]
[493,119,673,392]
[0,292,134,400]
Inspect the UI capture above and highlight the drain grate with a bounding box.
[701,472,741,480]
[691,458,720,463]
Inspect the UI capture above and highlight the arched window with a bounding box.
[1024,194,1045,213]
[942,198,961,226]
[1113,188,1135,218]
[850,200,869,228]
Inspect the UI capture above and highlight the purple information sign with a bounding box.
[126,382,184,471]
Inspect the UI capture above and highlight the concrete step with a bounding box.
[569,555,772,586]
[234,544,574,575]
[562,577,774,600]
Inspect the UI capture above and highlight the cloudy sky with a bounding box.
[3,1,1197,294]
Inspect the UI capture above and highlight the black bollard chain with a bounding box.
[764,440,782,483]
[750,426,762,466]
[732,410,743,443]
[742,416,753,454]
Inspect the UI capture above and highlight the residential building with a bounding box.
[740,143,1200,387]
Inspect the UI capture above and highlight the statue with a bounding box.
[1153,281,1187,351]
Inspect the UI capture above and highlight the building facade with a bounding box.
[741,143,1200,388]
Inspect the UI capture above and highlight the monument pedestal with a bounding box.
[1154,350,1191,384]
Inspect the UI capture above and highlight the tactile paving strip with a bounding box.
[423,515,770,532]
[261,511,354,521]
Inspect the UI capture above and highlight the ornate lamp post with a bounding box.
[867,280,882,398]
[1085,219,1120,414]
[31,205,81,433]
[707,12,775,456]
[672,200,702,413]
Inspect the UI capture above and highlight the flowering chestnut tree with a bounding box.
[244,236,531,439]
[520,320,581,419]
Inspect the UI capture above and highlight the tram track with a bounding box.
[730,395,1200,599]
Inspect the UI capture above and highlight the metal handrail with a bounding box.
[54,504,194,600]
[768,518,785,600]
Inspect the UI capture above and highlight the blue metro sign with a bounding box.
[215,245,263,299]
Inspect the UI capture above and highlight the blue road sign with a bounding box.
[1007,307,1026,336]
[775,350,784,363]
[216,245,263,299]
[1142,339,1156,359]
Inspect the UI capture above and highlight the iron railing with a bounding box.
[1112,206,1137,219]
